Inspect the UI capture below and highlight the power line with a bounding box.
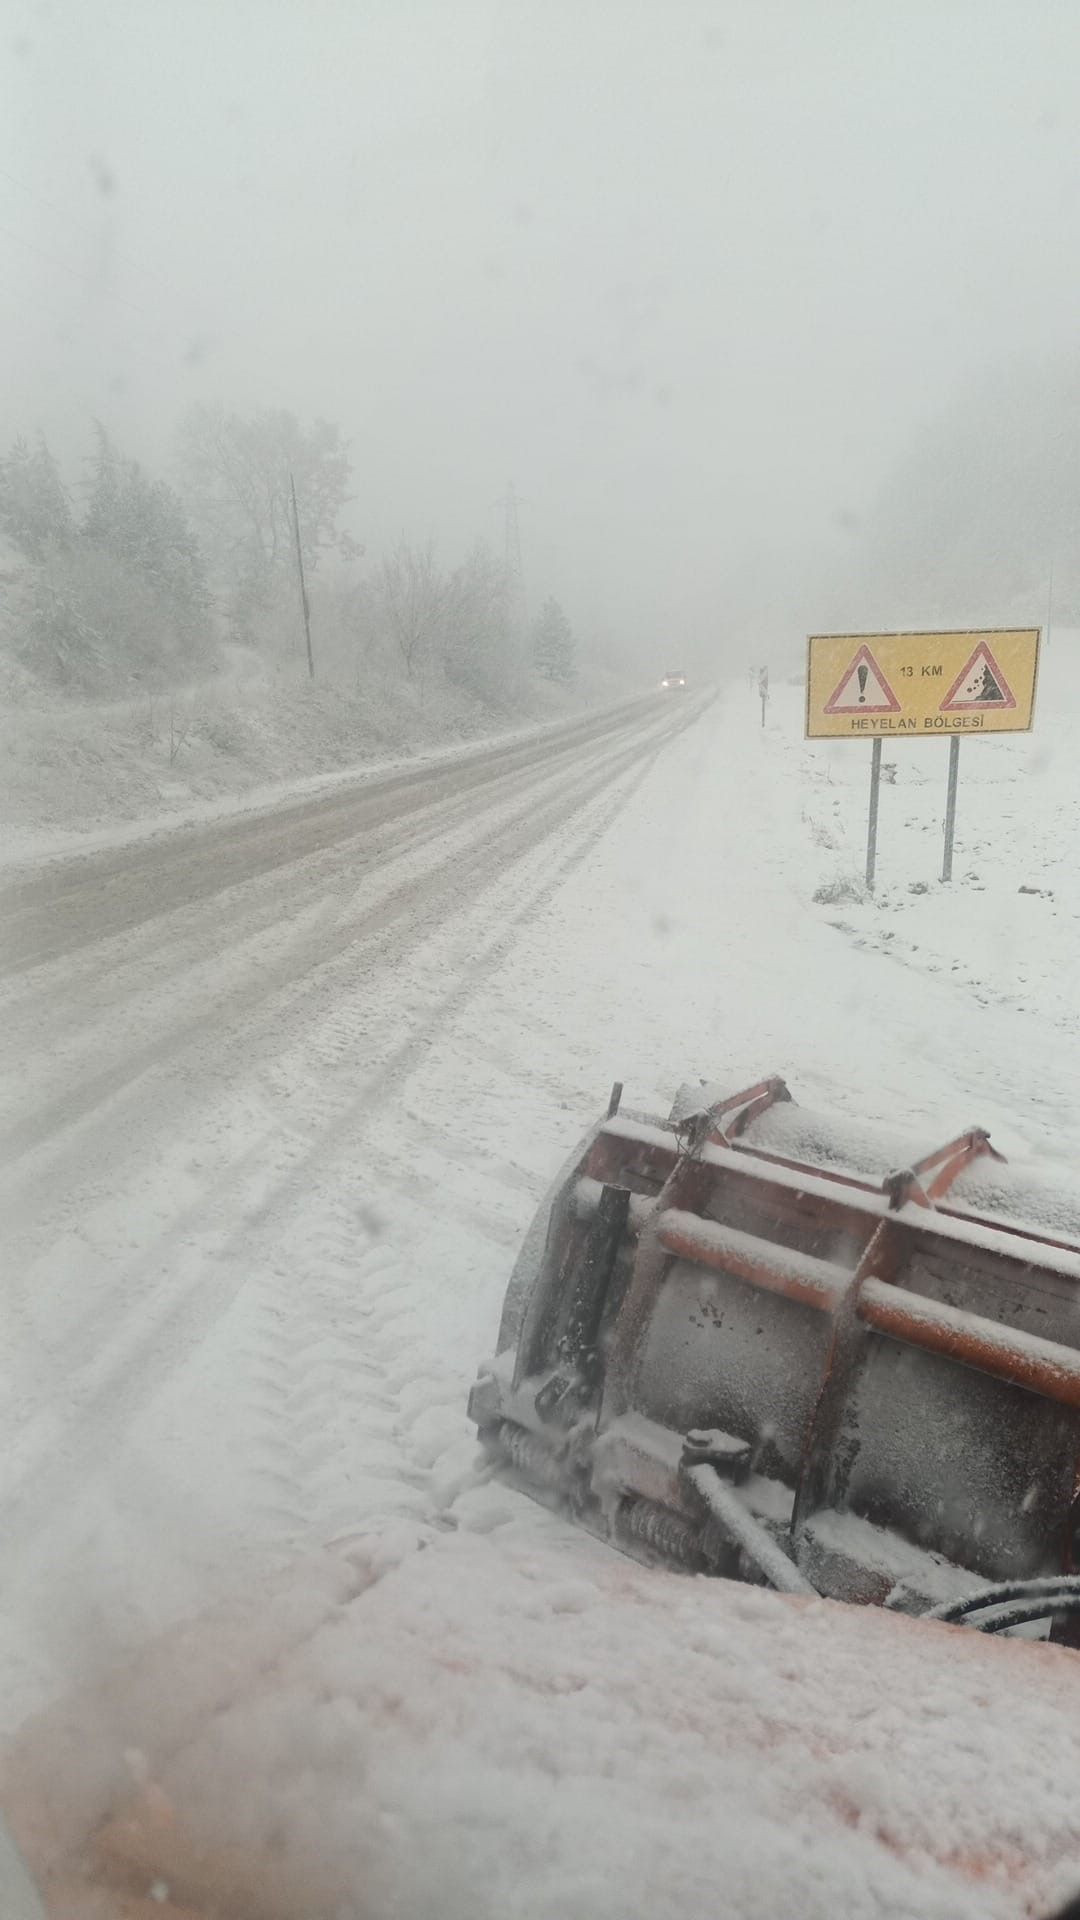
[0,272,80,335]
[0,163,202,315]
[0,219,164,326]
[0,165,294,410]
[0,170,352,429]
[0,302,113,427]
[0,266,200,384]
[0,174,225,376]
[0,214,306,419]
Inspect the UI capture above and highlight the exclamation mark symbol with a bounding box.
[857,663,868,704]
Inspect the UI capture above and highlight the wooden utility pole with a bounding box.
[289,470,315,680]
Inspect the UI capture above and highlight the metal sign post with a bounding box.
[758,665,769,727]
[941,735,961,882]
[866,737,882,891]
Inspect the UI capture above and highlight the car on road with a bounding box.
[660,669,687,691]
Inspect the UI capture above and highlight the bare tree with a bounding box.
[176,405,359,643]
[532,596,577,684]
[168,696,193,764]
[137,693,159,747]
[375,540,447,680]
[442,542,516,700]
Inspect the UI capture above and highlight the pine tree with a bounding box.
[442,542,514,698]
[84,426,212,654]
[82,425,122,552]
[0,435,75,560]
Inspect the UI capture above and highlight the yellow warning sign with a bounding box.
[806,629,1040,739]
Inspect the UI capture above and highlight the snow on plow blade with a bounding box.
[469,1076,1080,1616]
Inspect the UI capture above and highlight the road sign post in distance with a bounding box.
[804,628,1041,888]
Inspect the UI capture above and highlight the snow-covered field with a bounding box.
[2,653,1080,1918]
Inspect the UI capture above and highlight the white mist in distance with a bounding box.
[3,0,1080,675]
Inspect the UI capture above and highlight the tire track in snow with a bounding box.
[223,849,635,1535]
[0,702,674,1064]
[0,700,660,975]
[244,1241,427,1553]
[0,699,705,1566]
[187,715,686,1554]
[0,702,696,1172]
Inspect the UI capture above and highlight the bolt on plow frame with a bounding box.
[469,1075,1080,1632]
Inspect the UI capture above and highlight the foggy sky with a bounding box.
[4,0,1080,663]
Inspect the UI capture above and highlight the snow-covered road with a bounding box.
[0,692,709,1726]
[4,664,1080,1918]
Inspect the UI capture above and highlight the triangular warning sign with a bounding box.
[941,642,1016,711]
[824,644,901,715]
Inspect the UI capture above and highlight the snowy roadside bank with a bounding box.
[0,685,657,878]
[0,646,639,860]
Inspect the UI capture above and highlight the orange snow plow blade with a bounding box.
[9,1540,1080,1919]
[470,1075,1080,1617]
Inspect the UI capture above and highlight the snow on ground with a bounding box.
[0,688,646,877]
[0,639,632,851]
[790,637,1080,1054]
[2,649,1080,1916]
[0,696,708,1730]
[9,1520,1080,1920]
